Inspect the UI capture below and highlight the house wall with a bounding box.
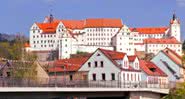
[79,50,121,81]
[49,71,88,81]
[121,71,141,83]
[151,52,182,82]
[145,43,182,55]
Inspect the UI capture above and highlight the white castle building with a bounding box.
[29,14,182,60]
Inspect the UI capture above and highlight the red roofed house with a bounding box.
[24,42,31,52]
[139,60,168,85]
[29,14,123,60]
[111,14,182,56]
[151,48,184,82]
[48,57,89,81]
[79,48,142,84]
[144,37,182,55]
[29,13,182,61]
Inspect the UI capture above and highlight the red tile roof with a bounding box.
[99,48,126,60]
[84,18,123,28]
[36,17,123,34]
[162,48,182,66]
[36,22,59,34]
[60,20,85,29]
[140,60,167,77]
[130,27,168,34]
[128,55,137,62]
[49,57,88,72]
[144,37,181,44]
[98,48,140,72]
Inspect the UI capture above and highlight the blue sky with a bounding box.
[0,0,185,40]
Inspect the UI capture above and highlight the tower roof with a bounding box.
[173,13,176,21]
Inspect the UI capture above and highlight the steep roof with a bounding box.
[49,57,88,72]
[144,37,181,44]
[60,20,85,29]
[162,48,182,66]
[36,17,123,34]
[140,60,167,77]
[98,48,140,72]
[84,18,123,28]
[99,48,126,60]
[36,22,59,34]
[130,27,168,34]
[128,55,137,62]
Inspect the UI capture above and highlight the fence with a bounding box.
[0,77,172,89]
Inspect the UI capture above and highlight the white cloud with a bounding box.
[176,0,185,7]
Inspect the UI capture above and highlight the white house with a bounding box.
[78,48,142,83]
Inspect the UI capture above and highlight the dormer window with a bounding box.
[150,68,156,72]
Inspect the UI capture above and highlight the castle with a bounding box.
[28,14,182,60]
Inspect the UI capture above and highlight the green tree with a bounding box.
[162,83,185,99]
[0,33,38,79]
[10,34,37,79]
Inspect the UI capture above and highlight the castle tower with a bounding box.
[169,13,181,41]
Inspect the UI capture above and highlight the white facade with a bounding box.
[29,14,182,60]
[145,43,182,55]
[112,14,182,56]
[79,49,142,83]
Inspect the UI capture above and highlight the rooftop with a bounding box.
[144,37,181,44]
[130,27,168,34]
[140,60,167,77]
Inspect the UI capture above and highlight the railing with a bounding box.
[0,77,171,89]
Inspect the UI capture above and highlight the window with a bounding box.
[70,75,73,81]
[135,62,138,69]
[97,53,101,56]
[123,73,125,80]
[93,74,96,81]
[102,73,106,81]
[100,61,104,67]
[88,62,91,67]
[111,73,115,80]
[95,61,98,67]
[127,74,129,81]
[7,72,10,77]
